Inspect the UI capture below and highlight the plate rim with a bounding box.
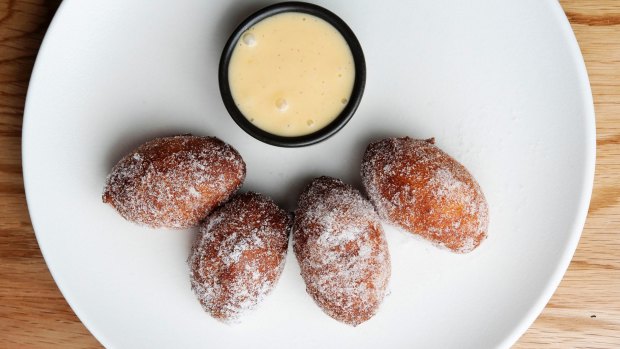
[495,1,596,346]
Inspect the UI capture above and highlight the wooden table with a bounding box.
[1,1,618,347]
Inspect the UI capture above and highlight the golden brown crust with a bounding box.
[292,176,391,326]
[189,192,291,322]
[102,135,246,228]
[361,137,488,253]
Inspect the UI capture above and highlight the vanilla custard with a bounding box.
[228,12,355,137]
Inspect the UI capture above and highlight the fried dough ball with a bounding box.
[361,137,488,253]
[292,176,391,326]
[188,192,291,323]
[103,135,245,228]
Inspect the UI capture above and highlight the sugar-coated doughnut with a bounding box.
[189,192,291,322]
[361,137,488,253]
[292,176,391,326]
[103,135,245,228]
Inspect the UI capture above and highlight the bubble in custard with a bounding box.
[242,32,256,47]
[275,98,289,112]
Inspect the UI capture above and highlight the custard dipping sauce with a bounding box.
[228,12,355,137]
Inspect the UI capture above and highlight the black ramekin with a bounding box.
[218,1,366,147]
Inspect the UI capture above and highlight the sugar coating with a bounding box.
[188,192,291,323]
[292,176,391,326]
[102,135,245,228]
[361,137,488,253]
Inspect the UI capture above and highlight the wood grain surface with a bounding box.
[1,1,618,348]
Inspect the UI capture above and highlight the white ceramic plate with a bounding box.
[22,0,595,348]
